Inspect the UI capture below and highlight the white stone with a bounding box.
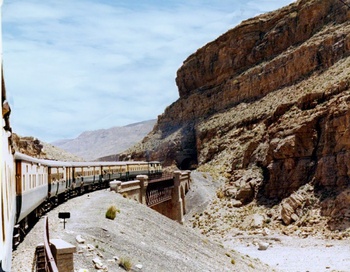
[87,244,95,251]
[76,235,86,244]
[92,258,104,269]
[135,264,143,269]
[262,227,271,236]
[258,241,269,250]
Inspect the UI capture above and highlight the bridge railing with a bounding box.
[110,171,191,223]
[43,216,58,272]
[146,185,174,207]
[146,174,174,207]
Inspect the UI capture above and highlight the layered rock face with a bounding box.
[12,133,84,161]
[125,0,350,227]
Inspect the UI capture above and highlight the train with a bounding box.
[1,149,162,272]
[12,153,162,245]
[1,2,161,270]
[0,34,161,272]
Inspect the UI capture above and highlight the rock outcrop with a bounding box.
[12,133,84,161]
[123,0,350,230]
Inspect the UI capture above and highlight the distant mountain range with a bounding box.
[52,119,156,161]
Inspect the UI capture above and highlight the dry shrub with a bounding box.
[119,257,132,271]
[105,205,119,220]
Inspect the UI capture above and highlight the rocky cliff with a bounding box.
[124,0,350,232]
[12,133,84,161]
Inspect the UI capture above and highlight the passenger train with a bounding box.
[0,3,162,270]
[1,148,162,272]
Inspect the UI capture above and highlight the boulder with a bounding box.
[236,182,255,204]
[281,193,304,225]
[258,241,269,251]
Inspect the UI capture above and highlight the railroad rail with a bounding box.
[43,217,58,272]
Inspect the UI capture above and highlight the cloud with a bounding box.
[2,0,295,142]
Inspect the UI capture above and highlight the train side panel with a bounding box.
[1,10,16,268]
[15,158,48,223]
[0,126,15,272]
[48,165,69,203]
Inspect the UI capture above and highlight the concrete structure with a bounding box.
[50,239,76,272]
[110,171,191,223]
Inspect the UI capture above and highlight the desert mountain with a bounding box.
[52,119,156,161]
[122,0,350,233]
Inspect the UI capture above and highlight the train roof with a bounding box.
[14,152,72,167]
[68,161,152,167]
[14,153,161,167]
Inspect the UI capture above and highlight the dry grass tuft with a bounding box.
[105,205,120,220]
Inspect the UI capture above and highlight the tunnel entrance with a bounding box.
[176,149,198,170]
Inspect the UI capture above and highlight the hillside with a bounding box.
[122,0,350,236]
[12,133,85,161]
[52,119,156,161]
[11,190,272,272]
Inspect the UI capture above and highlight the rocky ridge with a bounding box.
[12,133,84,161]
[123,0,350,236]
[53,119,156,161]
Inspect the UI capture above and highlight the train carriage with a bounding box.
[101,162,126,181]
[14,153,49,225]
[45,160,72,204]
[71,161,103,194]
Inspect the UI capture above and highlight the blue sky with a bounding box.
[2,0,295,143]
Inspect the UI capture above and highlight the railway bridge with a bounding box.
[110,171,191,223]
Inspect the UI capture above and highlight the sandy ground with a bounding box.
[223,232,350,272]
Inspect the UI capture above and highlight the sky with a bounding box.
[2,0,295,143]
